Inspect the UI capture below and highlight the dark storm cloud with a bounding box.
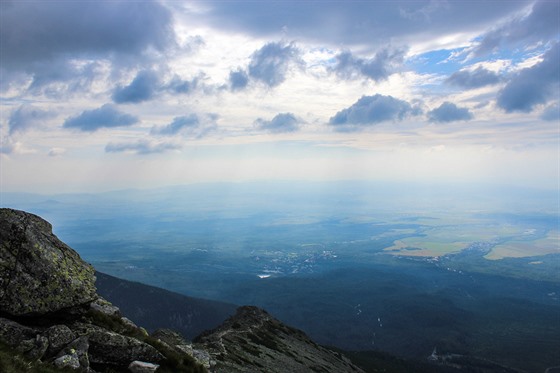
[497,43,560,113]
[229,69,250,91]
[151,115,200,136]
[446,67,500,89]
[8,104,55,134]
[427,102,473,123]
[198,1,529,47]
[472,1,560,57]
[540,103,559,122]
[332,48,406,81]
[247,42,303,87]
[113,70,160,104]
[0,0,174,70]
[329,94,421,128]
[63,104,138,132]
[105,139,181,155]
[254,113,302,133]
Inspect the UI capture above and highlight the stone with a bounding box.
[20,335,49,361]
[46,324,76,356]
[121,317,139,329]
[90,297,121,317]
[192,348,214,369]
[54,352,81,369]
[0,317,38,346]
[128,360,160,373]
[0,208,97,317]
[57,336,90,369]
[88,327,164,366]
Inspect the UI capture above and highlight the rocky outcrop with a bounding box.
[0,208,97,317]
[194,306,365,373]
[0,208,204,372]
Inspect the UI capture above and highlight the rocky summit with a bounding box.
[194,306,365,373]
[0,208,367,373]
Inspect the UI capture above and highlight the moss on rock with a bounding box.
[0,208,97,317]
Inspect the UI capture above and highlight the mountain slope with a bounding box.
[95,271,237,340]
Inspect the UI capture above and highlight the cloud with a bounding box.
[0,138,16,155]
[25,59,103,94]
[8,104,55,134]
[63,104,138,132]
[497,43,559,113]
[427,102,473,122]
[399,0,450,22]
[446,67,500,89]
[331,47,406,81]
[471,1,560,57]
[0,137,35,155]
[541,103,559,121]
[151,114,218,138]
[247,42,303,87]
[199,1,527,48]
[113,70,160,104]
[151,115,199,136]
[225,42,302,91]
[48,147,66,157]
[254,113,302,133]
[229,69,249,91]
[0,0,174,71]
[166,75,200,94]
[105,139,182,155]
[329,94,421,128]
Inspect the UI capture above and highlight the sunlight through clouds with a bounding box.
[0,0,558,192]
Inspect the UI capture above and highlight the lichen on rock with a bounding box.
[0,208,97,317]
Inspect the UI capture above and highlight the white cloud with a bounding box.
[48,147,66,157]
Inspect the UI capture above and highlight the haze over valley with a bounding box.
[3,182,559,372]
[1,0,559,371]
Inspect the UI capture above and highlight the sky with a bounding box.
[0,0,559,194]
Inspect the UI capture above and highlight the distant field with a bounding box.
[485,230,560,259]
[383,213,557,259]
[385,239,467,256]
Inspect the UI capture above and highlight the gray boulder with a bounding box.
[90,297,121,317]
[19,334,49,361]
[0,208,97,316]
[54,352,81,369]
[88,327,164,366]
[56,336,90,370]
[46,324,76,356]
[0,317,39,346]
